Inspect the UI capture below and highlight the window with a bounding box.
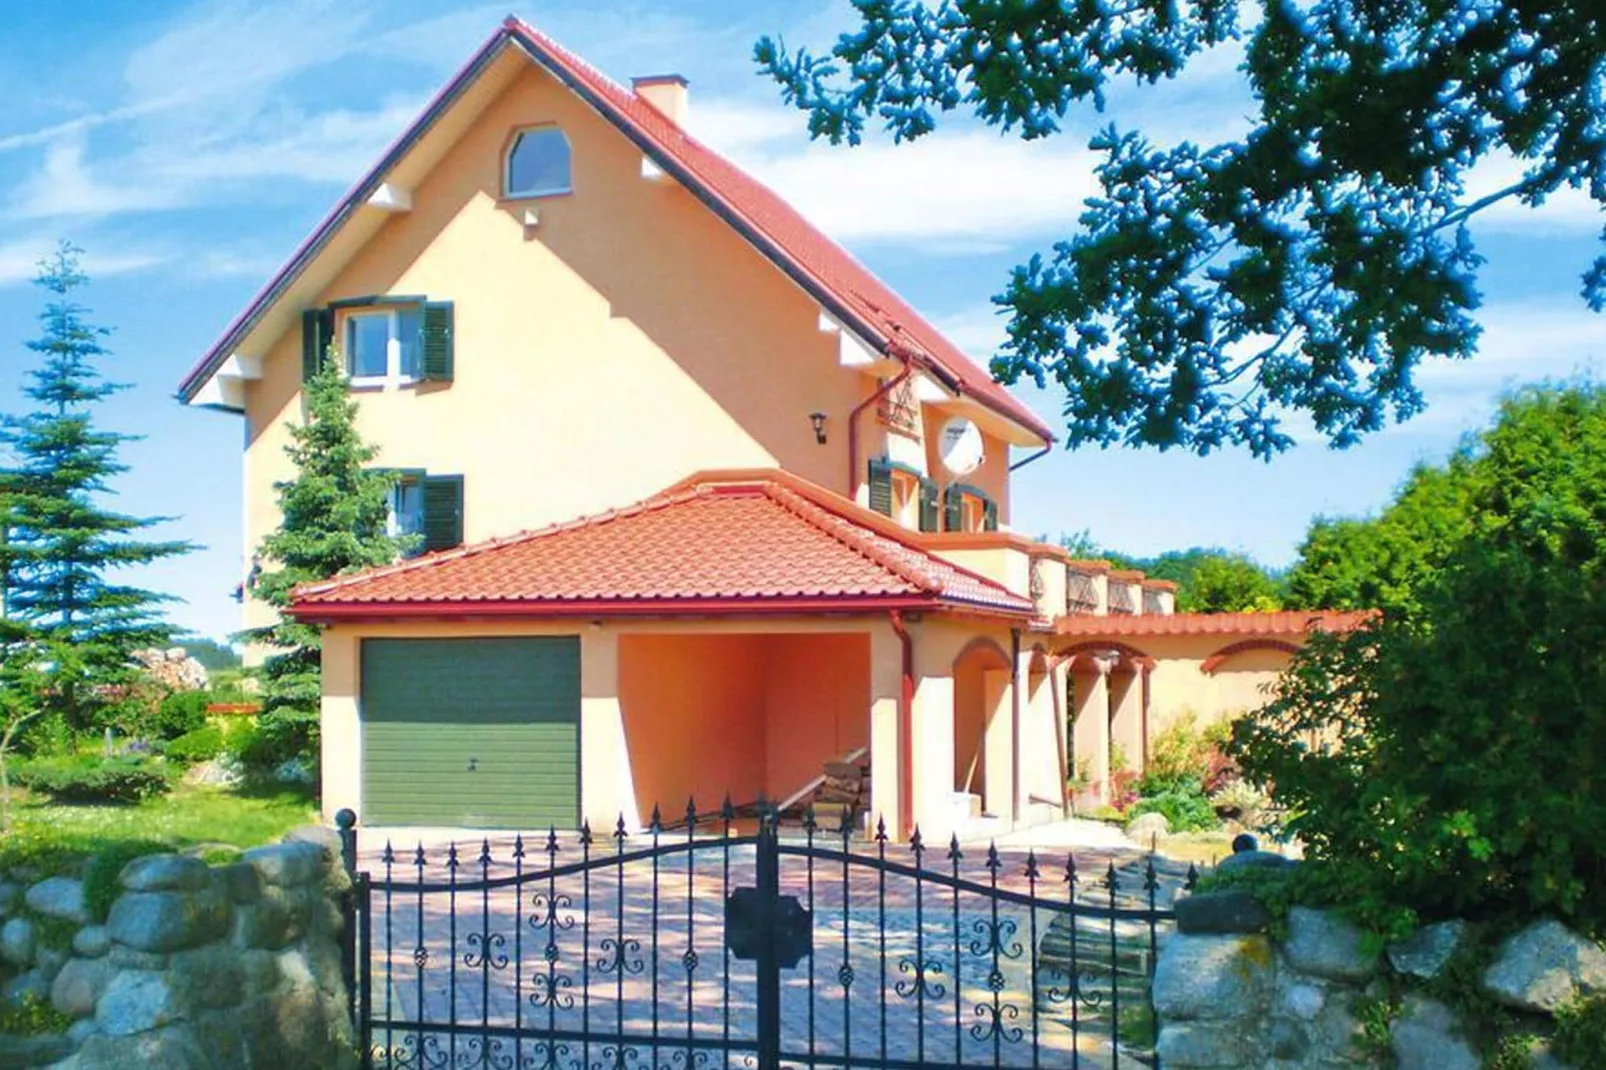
[344,306,422,384]
[388,474,426,543]
[943,485,999,533]
[891,471,921,529]
[505,127,572,198]
[378,471,464,557]
[304,300,453,385]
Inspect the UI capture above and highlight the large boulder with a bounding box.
[1155,1020,1257,1067]
[1282,906,1379,982]
[1175,890,1271,934]
[0,916,34,966]
[51,955,117,1019]
[67,1024,210,1070]
[1388,920,1468,981]
[24,876,88,924]
[242,842,325,888]
[119,854,211,894]
[1125,811,1170,845]
[1390,994,1480,1070]
[94,970,180,1037]
[1153,933,1276,1020]
[1482,919,1606,1013]
[106,889,230,953]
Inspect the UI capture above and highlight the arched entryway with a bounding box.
[952,637,1012,819]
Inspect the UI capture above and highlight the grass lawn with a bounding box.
[0,781,320,877]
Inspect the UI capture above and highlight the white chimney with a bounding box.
[632,74,689,125]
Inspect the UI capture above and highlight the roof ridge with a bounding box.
[762,484,937,595]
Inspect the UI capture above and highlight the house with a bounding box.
[178,18,1355,840]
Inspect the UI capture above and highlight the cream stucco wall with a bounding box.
[239,61,1014,636]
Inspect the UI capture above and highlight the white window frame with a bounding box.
[504,126,573,200]
[343,306,420,388]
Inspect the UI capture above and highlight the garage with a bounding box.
[359,636,580,828]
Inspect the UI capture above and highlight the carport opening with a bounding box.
[617,633,871,821]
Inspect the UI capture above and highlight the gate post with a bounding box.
[755,805,781,1070]
[334,809,359,1030]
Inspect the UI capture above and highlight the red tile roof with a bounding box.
[177,19,1053,444]
[1055,610,1373,638]
[291,475,1035,619]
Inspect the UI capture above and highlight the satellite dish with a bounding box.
[938,417,984,477]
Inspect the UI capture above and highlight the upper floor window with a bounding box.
[376,469,464,557]
[345,305,422,384]
[505,127,571,199]
[302,300,454,386]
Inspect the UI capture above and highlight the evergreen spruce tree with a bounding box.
[245,361,408,763]
[2,244,192,730]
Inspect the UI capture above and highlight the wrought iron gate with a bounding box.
[337,805,1190,1070]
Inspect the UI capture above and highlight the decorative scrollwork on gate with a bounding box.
[596,936,644,976]
[893,955,947,1000]
[968,916,1024,959]
[463,931,510,971]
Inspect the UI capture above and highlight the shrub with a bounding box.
[14,756,172,804]
[1234,384,1606,937]
[1146,711,1239,794]
[82,839,171,922]
[1209,779,1271,829]
[152,689,211,741]
[0,992,71,1036]
[1554,995,1606,1069]
[1127,778,1219,832]
[165,725,225,765]
[228,715,312,774]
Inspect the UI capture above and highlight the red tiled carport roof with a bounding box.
[290,476,1035,621]
[175,18,1053,445]
[1055,610,1375,638]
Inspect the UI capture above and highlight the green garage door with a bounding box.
[360,636,580,828]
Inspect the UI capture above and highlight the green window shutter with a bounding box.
[866,460,893,517]
[301,308,332,381]
[943,486,963,532]
[421,474,464,552]
[918,479,939,532]
[420,301,455,382]
[982,497,998,531]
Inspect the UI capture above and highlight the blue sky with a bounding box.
[0,0,1600,643]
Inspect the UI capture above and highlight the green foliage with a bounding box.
[165,725,224,765]
[152,689,211,741]
[1234,384,1606,938]
[1128,779,1219,833]
[176,639,241,672]
[14,755,171,804]
[759,4,1606,456]
[226,718,308,774]
[1352,992,1399,1063]
[1554,995,1606,1068]
[1286,460,1475,615]
[242,362,409,762]
[81,839,171,922]
[25,909,79,952]
[1192,864,1299,928]
[0,245,193,731]
[1056,540,1284,612]
[0,991,71,1036]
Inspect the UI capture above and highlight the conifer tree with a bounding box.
[245,361,408,761]
[2,244,191,729]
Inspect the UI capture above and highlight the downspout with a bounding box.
[1010,628,1022,828]
[848,357,914,497]
[889,610,915,841]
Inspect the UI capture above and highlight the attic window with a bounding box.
[505,127,571,199]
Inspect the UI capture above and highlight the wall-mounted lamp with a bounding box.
[809,411,828,445]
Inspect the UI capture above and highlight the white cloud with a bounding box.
[0,236,165,288]
[691,99,1098,249]
[1465,151,1604,235]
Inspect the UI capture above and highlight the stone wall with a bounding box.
[0,828,355,1069]
[1153,891,1603,1069]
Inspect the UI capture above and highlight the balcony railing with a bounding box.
[1066,571,1100,614]
[1109,583,1136,614]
